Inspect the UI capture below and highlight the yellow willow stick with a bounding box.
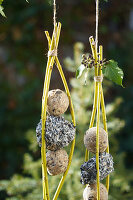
[41,162,46,199]
[41,68,52,200]
[55,57,76,125]
[45,31,51,48]
[99,45,110,192]
[42,25,56,96]
[53,140,75,200]
[85,148,89,162]
[85,81,98,161]
[41,25,58,200]
[41,28,55,200]
[41,53,54,200]
[101,89,109,191]
[43,23,61,94]
[45,25,61,91]
[101,91,108,139]
[94,46,103,200]
[90,36,100,200]
[45,27,76,200]
[41,23,61,200]
[89,36,98,75]
[85,36,99,162]
[45,31,75,125]
[53,55,76,200]
[42,23,57,107]
[96,81,101,200]
[95,45,102,200]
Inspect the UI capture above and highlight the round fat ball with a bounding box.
[36,115,76,150]
[46,149,68,175]
[84,127,108,153]
[83,183,108,200]
[47,89,69,116]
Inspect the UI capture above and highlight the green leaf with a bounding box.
[76,64,86,79]
[103,60,124,87]
[26,0,29,2]
[0,5,6,17]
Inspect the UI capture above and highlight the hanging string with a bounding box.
[53,0,57,49]
[48,0,57,57]
[95,0,99,51]
[53,0,56,28]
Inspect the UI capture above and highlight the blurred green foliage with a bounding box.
[0,0,133,199]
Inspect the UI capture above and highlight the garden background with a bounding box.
[0,0,133,199]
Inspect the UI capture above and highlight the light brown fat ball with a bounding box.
[84,127,108,153]
[47,89,69,116]
[83,183,108,200]
[46,149,68,176]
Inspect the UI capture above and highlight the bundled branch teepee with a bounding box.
[36,1,76,199]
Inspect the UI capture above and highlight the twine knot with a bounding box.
[48,49,57,57]
[94,75,103,82]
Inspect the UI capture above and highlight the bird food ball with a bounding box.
[36,115,76,150]
[84,127,108,153]
[46,149,68,175]
[47,89,69,116]
[80,152,114,185]
[83,183,108,200]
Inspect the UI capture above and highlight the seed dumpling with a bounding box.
[80,152,114,185]
[84,127,108,153]
[46,149,68,175]
[47,89,69,116]
[83,183,108,200]
[36,115,76,150]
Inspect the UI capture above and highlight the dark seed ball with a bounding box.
[36,115,76,150]
[47,89,69,116]
[46,149,68,176]
[84,127,108,153]
[80,152,114,185]
[83,183,108,200]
